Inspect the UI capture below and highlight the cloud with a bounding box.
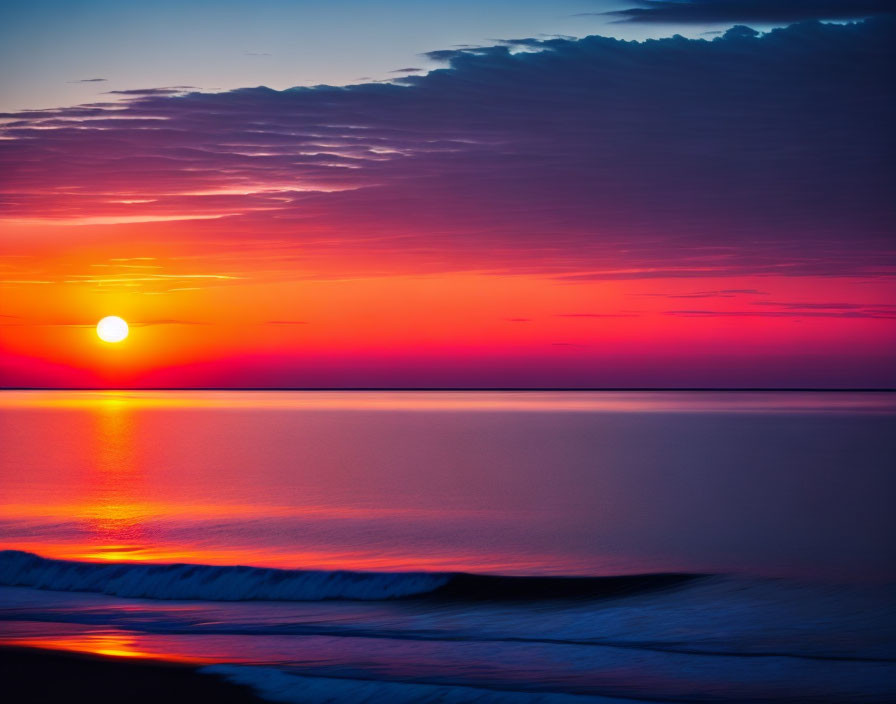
[637,289,767,298]
[132,319,206,327]
[1,18,894,282]
[755,301,896,310]
[0,318,203,328]
[603,1,896,24]
[69,78,107,83]
[105,86,196,96]
[666,302,896,319]
[390,67,423,74]
[557,313,640,318]
[422,47,490,62]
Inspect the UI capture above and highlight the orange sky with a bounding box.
[2,18,894,387]
[2,224,893,387]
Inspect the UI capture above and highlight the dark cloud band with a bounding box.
[604,0,896,25]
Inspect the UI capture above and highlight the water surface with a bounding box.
[0,390,892,579]
[1,391,894,702]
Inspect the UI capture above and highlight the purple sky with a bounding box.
[1,2,894,387]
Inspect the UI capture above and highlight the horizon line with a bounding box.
[1,387,893,393]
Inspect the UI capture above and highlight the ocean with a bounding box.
[1,390,894,701]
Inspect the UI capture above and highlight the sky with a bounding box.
[1,0,894,388]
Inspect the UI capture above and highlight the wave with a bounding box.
[7,610,892,664]
[202,665,642,704]
[0,551,703,602]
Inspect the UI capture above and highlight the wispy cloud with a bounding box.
[636,289,767,299]
[666,302,896,319]
[132,319,206,327]
[5,214,237,227]
[556,313,640,318]
[0,318,204,328]
[105,86,196,96]
[1,18,893,281]
[601,0,896,24]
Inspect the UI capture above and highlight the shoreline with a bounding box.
[0,645,266,703]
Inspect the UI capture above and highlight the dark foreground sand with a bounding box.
[0,646,266,703]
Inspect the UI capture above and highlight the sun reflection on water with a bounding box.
[78,394,151,561]
[4,630,215,663]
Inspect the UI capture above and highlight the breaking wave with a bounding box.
[0,551,701,602]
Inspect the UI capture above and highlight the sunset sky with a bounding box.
[1,1,894,388]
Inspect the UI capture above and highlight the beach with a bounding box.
[0,646,263,703]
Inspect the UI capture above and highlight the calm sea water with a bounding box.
[1,391,894,702]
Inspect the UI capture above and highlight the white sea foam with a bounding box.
[0,551,450,601]
[202,665,640,703]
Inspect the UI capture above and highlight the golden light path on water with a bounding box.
[4,631,220,663]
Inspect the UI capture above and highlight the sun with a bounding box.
[97,316,129,343]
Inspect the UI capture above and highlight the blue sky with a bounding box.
[7,1,886,113]
[2,1,646,112]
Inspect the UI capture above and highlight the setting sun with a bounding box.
[96,316,129,343]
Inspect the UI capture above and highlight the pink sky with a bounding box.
[1,18,894,387]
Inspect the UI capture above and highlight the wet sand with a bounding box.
[0,646,266,703]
